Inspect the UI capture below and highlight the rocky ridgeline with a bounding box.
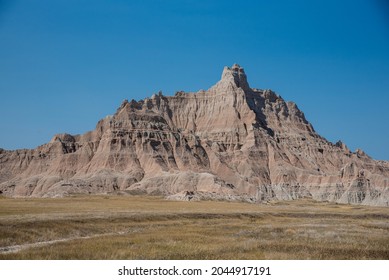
[0,64,388,205]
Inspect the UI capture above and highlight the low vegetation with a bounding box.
[0,195,388,259]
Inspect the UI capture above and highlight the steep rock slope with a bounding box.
[1,64,388,205]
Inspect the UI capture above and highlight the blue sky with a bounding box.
[0,0,388,159]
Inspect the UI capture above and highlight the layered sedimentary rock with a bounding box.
[1,64,388,205]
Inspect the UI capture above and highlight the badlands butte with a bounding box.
[0,64,388,206]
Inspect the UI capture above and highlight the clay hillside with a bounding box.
[1,64,388,206]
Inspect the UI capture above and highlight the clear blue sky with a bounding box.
[1,0,388,160]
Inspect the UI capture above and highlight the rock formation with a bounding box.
[1,64,388,205]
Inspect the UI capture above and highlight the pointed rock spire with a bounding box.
[219,64,250,91]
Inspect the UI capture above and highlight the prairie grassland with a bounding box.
[0,195,388,259]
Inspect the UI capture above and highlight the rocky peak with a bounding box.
[211,63,251,92]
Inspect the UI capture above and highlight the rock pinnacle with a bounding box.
[220,64,250,91]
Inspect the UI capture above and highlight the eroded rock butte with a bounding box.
[1,64,388,205]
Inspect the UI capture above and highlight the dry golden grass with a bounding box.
[0,195,388,259]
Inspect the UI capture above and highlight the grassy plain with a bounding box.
[0,195,388,259]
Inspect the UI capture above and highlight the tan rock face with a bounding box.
[1,64,388,205]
